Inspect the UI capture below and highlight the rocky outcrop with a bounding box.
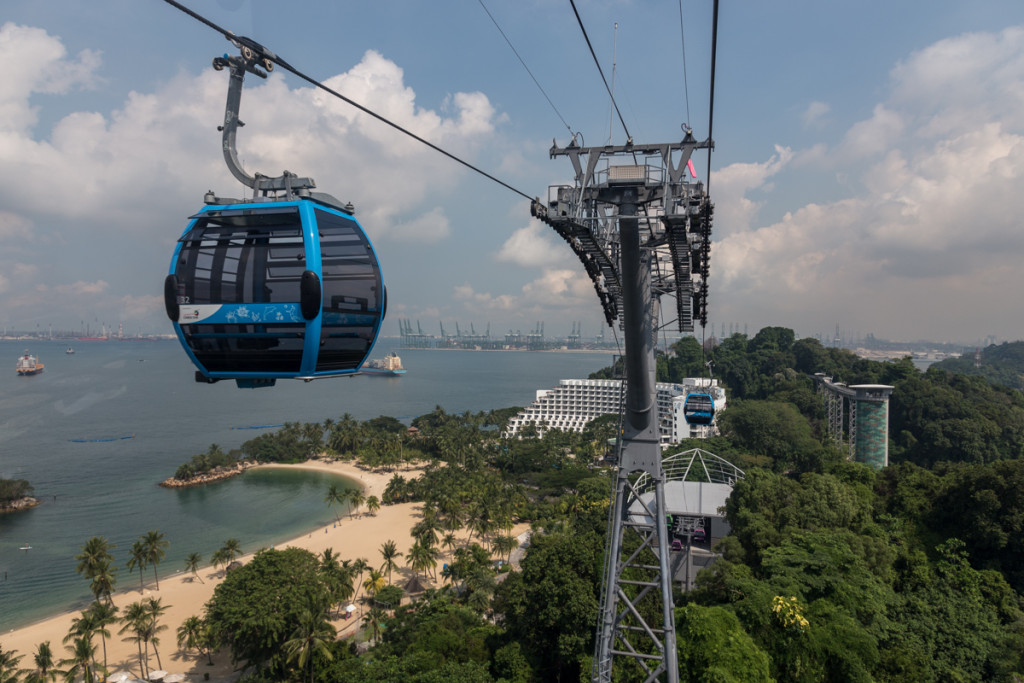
[0,497,39,513]
[159,462,253,489]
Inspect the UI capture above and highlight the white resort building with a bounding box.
[504,377,727,444]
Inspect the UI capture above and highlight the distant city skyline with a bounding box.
[2,2,1024,342]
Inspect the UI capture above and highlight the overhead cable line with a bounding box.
[677,0,691,127]
[568,0,633,144]
[159,0,535,202]
[477,0,576,140]
[705,0,719,194]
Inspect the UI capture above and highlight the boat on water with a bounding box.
[361,351,406,376]
[15,352,44,376]
[66,346,75,354]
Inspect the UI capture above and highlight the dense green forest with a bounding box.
[932,340,1024,391]
[4,326,1023,682]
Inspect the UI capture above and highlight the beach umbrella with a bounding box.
[148,671,168,682]
[163,675,187,683]
[108,674,133,683]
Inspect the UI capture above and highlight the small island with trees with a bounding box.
[0,477,37,513]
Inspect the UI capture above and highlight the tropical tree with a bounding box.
[63,609,99,675]
[407,540,439,582]
[351,557,370,602]
[323,484,346,523]
[24,640,58,683]
[0,646,25,683]
[365,495,381,516]
[492,534,520,564]
[88,559,117,604]
[141,530,169,590]
[60,637,97,683]
[176,615,204,659]
[202,547,333,677]
[75,537,115,585]
[142,598,169,671]
[221,538,242,563]
[84,601,117,679]
[348,488,366,518]
[362,606,386,642]
[378,539,403,585]
[362,569,386,599]
[119,601,150,679]
[210,548,233,576]
[184,552,203,583]
[283,608,335,683]
[176,615,215,666]
[126,540,148,593]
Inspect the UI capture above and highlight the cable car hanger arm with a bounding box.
[159,0,534,202]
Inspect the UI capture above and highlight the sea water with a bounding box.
[0,339,611,631]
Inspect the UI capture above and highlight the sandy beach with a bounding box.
[0,460,431,682]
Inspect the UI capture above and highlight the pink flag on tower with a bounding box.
[687,159,698,178]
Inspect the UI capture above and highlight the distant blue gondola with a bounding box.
[162,37,385,388]
[683,392,715,425]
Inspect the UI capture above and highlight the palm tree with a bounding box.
[364,494,380,516]
[60,637,97,683]
[362,606,386,642]
[0,646,25,683]
[492,534,520,564]
[407,540,438,582]
[221,538,242,563]
[142,598,168,671]
[348,489,365,518]
[119,601,149,679]
[23,640,57,683]
[84,601,117,679]
[176,616,214,666]
[378,540,402,585]
[88,559,117,604]
[351,558,370,603]
[126,540,148,593]
[210,548,232,576]
[362,569,385,599]
[75,537,115,583]
[141,530,169,590]
[324,484,345,523]
[176,616,203,657]
[184,553,203,583]
[63,609,99,675]
[283,608,335,683]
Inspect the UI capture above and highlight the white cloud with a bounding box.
[801,101,830,128]
[384,207,451,243]
[0,23,100,134]
[715,24,1024,339]
[0,33,499,329]
[496,221,567,268]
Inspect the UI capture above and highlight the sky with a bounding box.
[2,0,1024,345]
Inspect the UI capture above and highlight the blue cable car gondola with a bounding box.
[683,392,715,426]
[164,38,384,387]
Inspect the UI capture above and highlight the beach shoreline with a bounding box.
[0,459,426,682]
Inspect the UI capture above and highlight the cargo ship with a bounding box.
[361,351,406,376]
[16,352,43,376]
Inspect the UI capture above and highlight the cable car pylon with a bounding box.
[533,130,712,682]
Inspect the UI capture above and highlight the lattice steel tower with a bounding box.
[533,129,713,683]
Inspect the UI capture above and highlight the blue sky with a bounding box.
[3,0,1024,344]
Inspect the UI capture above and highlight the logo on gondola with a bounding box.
[181,305,223,323]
